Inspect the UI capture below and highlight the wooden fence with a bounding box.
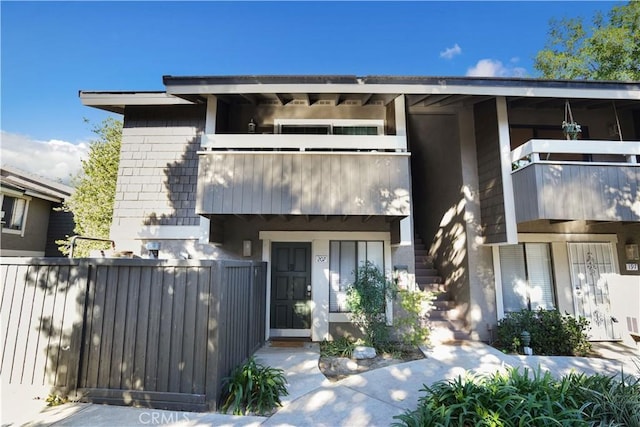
[0,258,267,411]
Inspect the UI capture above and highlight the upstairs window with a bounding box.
[1,194,29,235]
[275,119,384,136]
[281,125,330,135]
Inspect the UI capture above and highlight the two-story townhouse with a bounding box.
[81,75,640,345]
[1,165,75,257]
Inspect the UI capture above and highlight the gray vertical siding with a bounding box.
[197,152,411,216]
[474,99,508,244]
[0,258,266,412]
[45,204,75,257]
[0,260,86,390]
[512,163,640,222]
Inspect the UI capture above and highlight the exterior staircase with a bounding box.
[413,234,471,343]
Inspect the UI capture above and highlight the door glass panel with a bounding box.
[568,242,617,340]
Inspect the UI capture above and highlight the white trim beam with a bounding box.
[165,82,640,101]
[496,96,518,244]
[511,139,640,163]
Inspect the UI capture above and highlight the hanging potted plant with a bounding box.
[562,120,582,140]
[562,100,582,140]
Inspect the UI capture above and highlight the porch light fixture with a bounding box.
[242,239,252,257]
[248,118,256,134]
[625,243,639,261]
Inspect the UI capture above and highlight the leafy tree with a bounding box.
[58,118,122,256]
[534,1,640,80]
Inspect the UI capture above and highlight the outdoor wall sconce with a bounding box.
[243,240,252,257]
[625,243,639,260]
[145,241,160,259]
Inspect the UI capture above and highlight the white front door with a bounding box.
[568,242,619,341]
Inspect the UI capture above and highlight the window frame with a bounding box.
[329,240,385,313]
[274,118,384,136]
[1,191,31,237]
[497,242,557,315]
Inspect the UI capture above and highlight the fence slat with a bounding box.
[121,266,141,389]
[132,266,152,390]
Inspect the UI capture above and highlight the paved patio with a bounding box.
[3,341,637,427]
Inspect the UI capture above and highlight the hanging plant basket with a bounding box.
[562,121,582,140]
[562,100,582,140]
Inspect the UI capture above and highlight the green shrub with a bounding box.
[496,308,591,356]
[393,367,640,427]
[220,356,288,415]
[320,337,356,358]
[45,394,68,406]
[346,261,395,350]
[393,289,435,346]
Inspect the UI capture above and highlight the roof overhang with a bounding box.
[162,75,640,101]
[1,165,74,202]
[79,91,195,114]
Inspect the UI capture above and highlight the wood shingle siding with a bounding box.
[512,163,640,222]
[114,106,205,228]
[474,99,508,244]
[197,152,411,216]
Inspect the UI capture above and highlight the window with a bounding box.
[275,119,384,136]
[281,125,330,135]
[333,126,378,135]
[1,194,28,234]
[329,241,384,312]
[499,243,556,313]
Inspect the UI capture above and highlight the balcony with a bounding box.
[196,151,411,217]
[511,139,640,223]
[201,133,407,152]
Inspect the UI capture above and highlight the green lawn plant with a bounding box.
[319,337,356,358]
[394,289,435,346]
[393,366,640,427]
[496,308,591,356]
[346,261,395,350]
[220,356,288,416]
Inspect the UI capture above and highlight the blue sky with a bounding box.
[1,1,621,182]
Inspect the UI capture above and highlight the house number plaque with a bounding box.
[315,255,327,263]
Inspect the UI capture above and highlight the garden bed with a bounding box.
[318,345,425,382]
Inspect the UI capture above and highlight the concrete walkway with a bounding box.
[4,341,638,427]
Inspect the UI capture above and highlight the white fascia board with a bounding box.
[80,92,195,107]
[166,83,640,101]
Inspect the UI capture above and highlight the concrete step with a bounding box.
[416,275,443,284]
[429,304,463,322]
[418,282,447,293]
[415,268,439,276]
[429,319,471,344]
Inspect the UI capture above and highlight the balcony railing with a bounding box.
[511,139,639,170]
[201,133,407,152]
[510,139,640,223]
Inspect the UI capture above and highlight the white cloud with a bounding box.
[0,130,89,185]
[466,59,527,77]
[440,43,462,60]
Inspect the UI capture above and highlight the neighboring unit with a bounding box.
[80,75,640,346]
[1,165,75,257]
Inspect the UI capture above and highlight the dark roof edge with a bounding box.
[162,75,640,91]
[79,90,167,96]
